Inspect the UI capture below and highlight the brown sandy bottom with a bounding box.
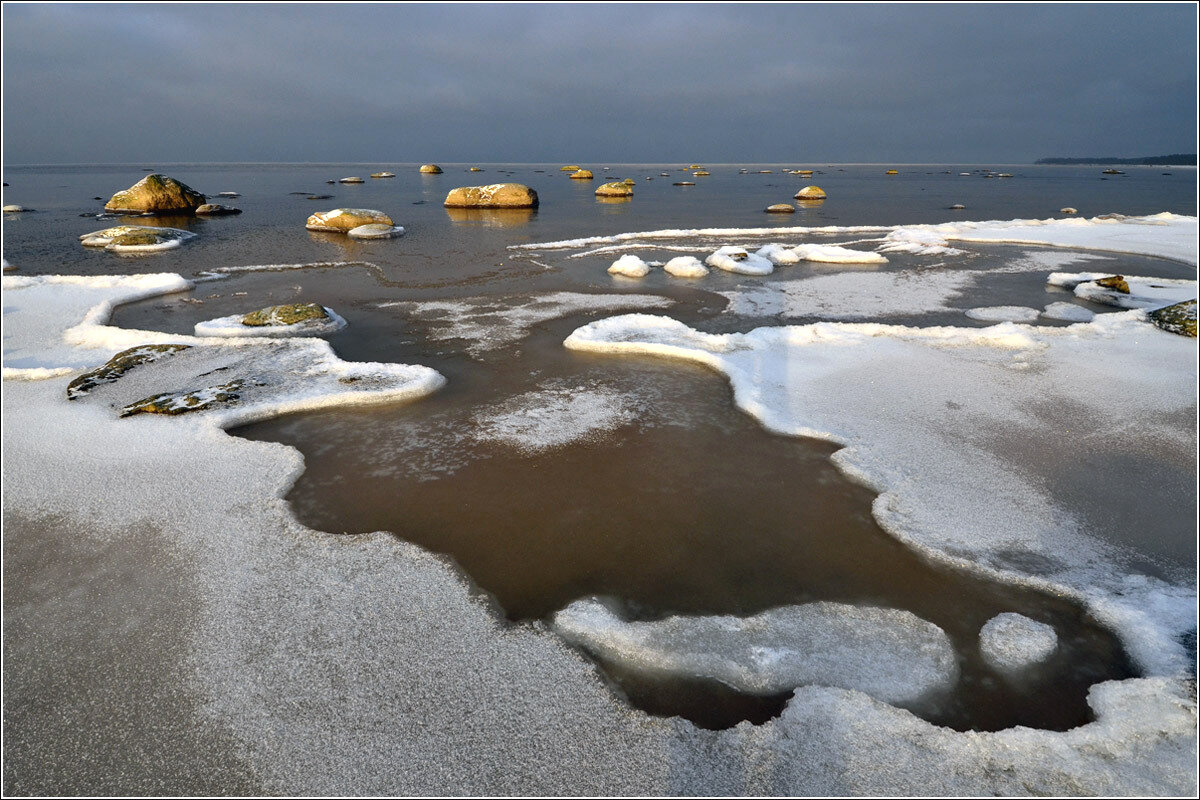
[233,304,1137,733]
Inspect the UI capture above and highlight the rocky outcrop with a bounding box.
[794,186,827,200]
[121,380,244,417]
[306,208,394,232]
[104,174,206,213]
[569,169,594,180]
[443,184,539,209]
[419,164,443,174]
[1148,299,1197,337]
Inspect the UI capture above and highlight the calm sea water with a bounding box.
[3,162,1194,731]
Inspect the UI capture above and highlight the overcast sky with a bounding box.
[2,3,1195,164]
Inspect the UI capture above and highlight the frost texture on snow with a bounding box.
[553,598,958,705]
[380,291,673,356]
[564,311,1197,678]
[979,613,1058,671]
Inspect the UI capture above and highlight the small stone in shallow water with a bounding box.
[1094,275,1131,294]
[765,203,795,213]
[794,185,826,200]
[195,203,241,215]
[419,164,443,174]
[347,223,405,239]
[1060,207,1078,214]
[242,303,330,327]
[3,205,29,212]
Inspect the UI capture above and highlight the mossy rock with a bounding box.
[595,182,634,197]
[242,302,330,327]
[1148,300,1197,337]
[794,185,827,200]
[443,183,539,209]
[419,164,443,174]
[105,174,206,213]
[121,379,243,418]
[1095,275,1130,294]
[67,344,191,400]
[110,230,167,246]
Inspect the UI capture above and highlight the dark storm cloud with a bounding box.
[2,3,1195,163]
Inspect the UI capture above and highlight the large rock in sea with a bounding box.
[794,185,827,200]
[419,164,443,174]
[765,203,795,213]
[105,174,206,213]
[306,208,394,232]
[595,182,633,198]
[443,183,539,209]
[569,169,594,180]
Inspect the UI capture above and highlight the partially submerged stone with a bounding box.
[886,169,899,175]
[195,203,242,215]
[569,169,594,180]
[105,173,206,213]
[67,344,191,400]
[419,164,443,174]
[623,178,636,186]
[1061,207,1078,214]
[79,225,197,253]
[794,185,827,200]
[306,208,394,232]
[370,172,395,178]
[594,182,634,198]
[3,204,29,212]
[443,183,539,209]
[338,177,365,183]
[560,165,582,171]
[347,223,405,239]
[673,181,695,186]
[121,379,243,418]
[765,203,795,213]
[1148,299,1197,337]
[1095,275,1131,294]
[242,302,330,327]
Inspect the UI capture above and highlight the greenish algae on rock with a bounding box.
[1148,299,1197,337]
[67,344,192,400]
[120,379,244,418]
[242,303,330,327]
[105,174,206,213]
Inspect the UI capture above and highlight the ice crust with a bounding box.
[965,306,1041,323]
[979,613,1059,671]
[564,311,1196,679]
[1041,302,1096,322]
[721,270,975,319]
[471,382,639,452]
[193,308,348,338]
[379,291,673,356]
[755,244,801,265]
[553,598,958,705]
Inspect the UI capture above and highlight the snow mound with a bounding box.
[553,598,958,705]
[979,613,1058,671]
[756,244,801,265]
[705,246,774,275]
[663,256,709,278]
[608,254,651,278]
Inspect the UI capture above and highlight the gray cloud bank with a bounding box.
[2,3,1195,164]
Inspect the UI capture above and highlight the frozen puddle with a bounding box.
[471,381,640,452]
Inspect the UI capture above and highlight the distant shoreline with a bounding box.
[1036,154,1197,166]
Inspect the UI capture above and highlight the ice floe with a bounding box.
[878,228,967,256]
[964,306,1041,323]
[792,243,888,264]
[1050,273,1198,310]
[1040,302,1096,322]
[755,244,801,265]
[564,311,1196,677]
[379,292,673,356]
[553,598,958,706]
[979,613,1058,672]
[705,246,774,275]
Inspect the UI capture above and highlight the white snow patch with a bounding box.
[979,613,1058,671]
[878,229,967,256]
[965,306,1041,323]
[553,598,958,706]
[1074,277,1197,310]
[756,244,801,265]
